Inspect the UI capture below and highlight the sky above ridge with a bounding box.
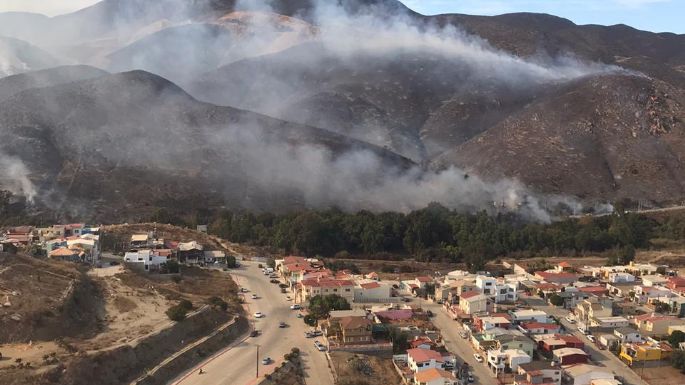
[0,0,681,33]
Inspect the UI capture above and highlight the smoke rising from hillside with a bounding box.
[0,0,625,221]
[0,153,36,202]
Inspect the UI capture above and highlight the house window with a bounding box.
[345,289,351,292]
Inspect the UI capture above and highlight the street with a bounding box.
[170,260,334,385]
[417,299,498,385]
[519,293,649,385]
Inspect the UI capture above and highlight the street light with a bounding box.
[256,344,260,378]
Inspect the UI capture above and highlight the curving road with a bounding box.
[170,261,334,385]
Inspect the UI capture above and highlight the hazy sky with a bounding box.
[401,0,684,33]
[0,0,681,33]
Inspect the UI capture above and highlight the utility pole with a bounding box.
[256,345,260,379]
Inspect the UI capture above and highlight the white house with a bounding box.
[477,276,497,295]
[614,327,642,343]
[354,280,393,302]
[563,364,614,385]
[487,349,531,375]
[477,276,518,303]
[510,309,549,324]
[590,316,629,329]
[608,272,636,284]
[124,249,169,271]
[641,275,669,287]
[407,348,445,372]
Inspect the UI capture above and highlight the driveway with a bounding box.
[171,261,334,385]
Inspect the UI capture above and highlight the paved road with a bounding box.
[519,293,649,385]
[417,299,498,385]
[171,261,334,385]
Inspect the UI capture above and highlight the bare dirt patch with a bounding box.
[113,296,137,313]
[330,351,402,385]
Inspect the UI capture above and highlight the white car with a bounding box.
[251,294,258,299]
[290,304,302,310]
[587,334,596,343]
[314,340,327,351]
[565,315,576,323]
[473,353,483,363]
[261,357,271,365]
[254,312,264,318]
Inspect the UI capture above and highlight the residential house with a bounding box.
[124,249,169,271]
[496,334,536,358]
[410,336,437,350]
[607,272,635,284]
[589,316,629,329]
[575,298,613,332]
[537,334,584,352]
[516,361,562,385]
[519,322,562,335]
[667,276,685,291]
[553,348,588,365]
[203,250,226,264]
[374,309,414,323]
[414,368,457,385]
[407,348,444,372]
[474,314,511,332]
[459,292,489,315]
[633,286,671,304]
[177,241,204,264]
[354,280,392,302]
[298,278,355,304]
[130,233,151,249]
[535,271,579,285]
[556,262,574,273]
[598,334,620,350]
[510,309,549,324]
[338,316,373,345]
[48,247,81,262]
[614,327,642,343]
[606,282,635,298]
[487,349,531,375]
[633,314,685,336]
[641,275,668,287]
[562,364,614,385]
[619,341,673,365]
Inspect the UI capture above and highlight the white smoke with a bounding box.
[0,153,36,202]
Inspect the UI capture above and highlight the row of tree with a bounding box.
[208,203,664,266]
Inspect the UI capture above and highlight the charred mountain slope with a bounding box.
[0,65,108,101]
[0,70,413,220]
[437,74,685,203]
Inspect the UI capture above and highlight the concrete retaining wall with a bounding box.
[136,316,249,385]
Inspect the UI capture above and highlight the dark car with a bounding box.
[250,330,260,337]
[270,279,280,284]
[279,322,287,328]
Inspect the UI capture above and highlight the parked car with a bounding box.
[279,321,287,328]
[296,313,304,318]
[565,315,576,323]
[305,332,314,338]
[240,287,248,293]
[285,296,292,301]
[290,304,302,310]
[261,357,271,365]
[311,330,323,337]
[314,341,326,351]
[459,331,468,339]
[587,335,596,343]
[473,354,483,363]
[251,294,258,299]
[254,312,264,318]
[468,374,475,383]
[250,330,259,337]
[270,279,280,284]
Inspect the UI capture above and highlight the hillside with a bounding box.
[0,37,61,78]
[0,0,684,214]
[0,65,108,101]
[0,70,413,220]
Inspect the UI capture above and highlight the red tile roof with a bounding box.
[558,262,571,268]
[407,348,444,363]
[284,256,307,265]
[416,276,433,283]
[460,291,483,299]
[578,286,607,293]
[521,322,561,330]
[301,278,354,288]
[414,368,454,382]
[360,282,381,289]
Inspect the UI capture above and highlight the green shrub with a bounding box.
[178,299,193,311]
[166,305,188,321]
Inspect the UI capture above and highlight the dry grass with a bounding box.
[113,296,138,313]
[330,352,402,385]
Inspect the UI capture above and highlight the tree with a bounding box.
[226,255,238,268]
[308,295,351,319]
[166,305,188,321]
[178,299,193,311]
[207,296,228,311]
[549,294,565,307]
[669,330,685,348]
[388,327,410,353]
[163,259,180,274]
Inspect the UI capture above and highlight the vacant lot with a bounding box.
[330,351,402,385]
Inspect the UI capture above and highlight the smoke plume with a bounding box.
[0,153,36,202]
